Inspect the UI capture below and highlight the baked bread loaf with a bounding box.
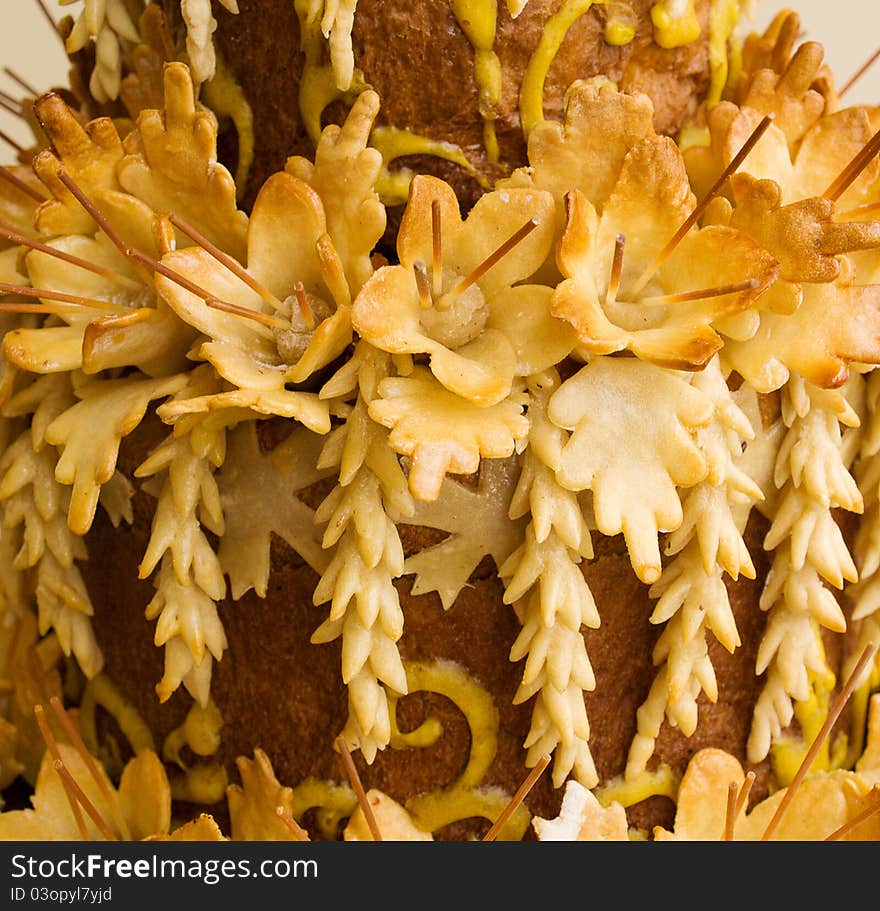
[1,0,880,843]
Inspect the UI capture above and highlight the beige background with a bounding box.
[0,0,878,145]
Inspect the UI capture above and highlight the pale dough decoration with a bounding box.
[499,79,657,225]
[119,63,248,260]
[30,92,129,239]
[369,367,530,502]
[626,356,765,778]
[135,367,230,706]
[499,370,599,789]
[64,0,143,103]
[227,748,304,841]
[157,90,386,426]
[0,739,224,840]
[305,0,358,92]
[216,422,332,600]
[285,89,386,298]
[311,342,413,762]
[344,790,434,841]
[548,356,713,584]
[404,457,524,611]
[0,612,63,789]
[511,81,778,369]
[46,371,188,536]
[656,696,880,839]
[848,372,880,675]
[748,374,865,766]
[179,0,239,85]
[532,780,628,841]
[0,374,102,679]
[352,174,560,408]
[722,261,880,393]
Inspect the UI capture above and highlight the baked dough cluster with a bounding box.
[1,0,880,841]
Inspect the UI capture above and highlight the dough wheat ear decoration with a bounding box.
[64,0,144,104]
[311,341,414,762]
[625,355,766,779]
[0,373,102,679]
[499,369,599,790]
[848,371,880,696]
[135,367,230,706]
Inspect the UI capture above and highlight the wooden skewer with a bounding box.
[48,697,113,804]
[0,281,125,312]
[824,785,880,841]
[33,704,93,841]
[168,212,286,313]
[0,129,26,155]
[836,200,880,221]
[722,780,739,841]
[824,129,880,203]
[0,165,45,203]
[3,67,39,99]
[630,114,774,296]
[0,97,24,121]
[721,769,756,843]
[293,281,316,330]
[640,277,761,306]
[275,806,310,842]
[432,199,443,297]
[452,217,539,297]
[839,45,880,98]
[55,169,156,285]
[205,296,289,329]
[762,642,878,841]
[315,232,351,309]
[483,754,551,842]
[122,241,288,330]
[413,260,433,309]
[33,0,63,43]
[335,735,382,842]
[605,233,625,307]
[734,770,756,821]
[0,221,141,290]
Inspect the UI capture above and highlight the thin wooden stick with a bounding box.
[275,806,310,842]
[0,165,45,203]
[0,97,24,121]
[762,642,878,840]
[0,281,125,312]
[48,697,112,804]
[824,129,880,203]
[33,704,90,840]
[413,260,433,309]
[0,221,141,289]
[432,199,443,297]
[3,67,39,98]
[32,0,63,43]
[452,218,539,297]
[734,770,756,821]
[293,281,316,330]
[631,114,774,295]
[205,296,289,329]
[640,278,760,306]
[483,754,551,842]
[0,129,26,155]
[824,785,880,841]
[335,735,382,841]
[605,233,625,307]
[722,780,739,841]
[839,46,880,98]
[168,212,285,312]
